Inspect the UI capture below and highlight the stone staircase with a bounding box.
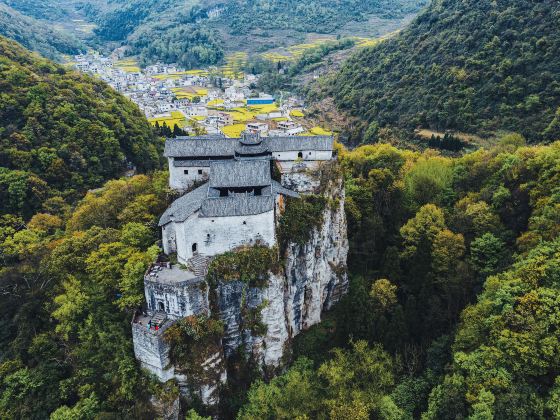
[151,311,167,326]
[188,254,211,277]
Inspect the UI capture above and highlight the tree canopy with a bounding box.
[0,36,163,220]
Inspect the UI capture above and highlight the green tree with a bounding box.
[469,233,507,277]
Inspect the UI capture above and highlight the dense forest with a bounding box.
[220,0,424,35]
[0,36,163,220]
[2,132,559,418]
[239,135,560,419]
[0,36,167,418]
[1,0,69,21]
[0,174,171,419]
[327,0,560,142]
[0,3,84,60]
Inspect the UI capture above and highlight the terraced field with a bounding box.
[114,59,141,73]
[221,123,247,138]
[148,111,186,129]
[171,87,208,100]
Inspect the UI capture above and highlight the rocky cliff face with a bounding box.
[213,163,348,373]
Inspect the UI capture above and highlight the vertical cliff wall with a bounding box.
[212,162,348,373]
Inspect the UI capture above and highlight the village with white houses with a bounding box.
[72,52,328,139]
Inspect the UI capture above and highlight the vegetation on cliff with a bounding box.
[277,195,327,248]
[206,245,280,288]
[328,0,560,142]
[165,315,225,386]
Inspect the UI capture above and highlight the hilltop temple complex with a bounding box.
[132,133,338,389]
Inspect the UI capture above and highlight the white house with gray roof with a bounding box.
[160,159,298,264]
[165,132,334,191]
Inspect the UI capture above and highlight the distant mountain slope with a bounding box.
[0,2,84,60]
[83,0,426,68]
[0,36,162,219]
[330,0,560,142]
[2,0,68,21]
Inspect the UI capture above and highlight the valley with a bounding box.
[0,0,559,419]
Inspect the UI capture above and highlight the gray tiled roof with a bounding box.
[267,136,334,152]
[200,196,275,217]
[209,160,271,188]
[164,138,237,158]
[272,180,300,198]
[164,135,333,158]
[159,183,208,226]
[235,143,270,155]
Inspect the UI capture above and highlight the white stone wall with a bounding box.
[162,224,177,255]
[144,279,209,319]
[168,158,209,190]
[173,210,276,263]
[132,324,175,381]
[273,150,332,161]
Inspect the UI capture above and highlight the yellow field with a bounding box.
[221,124,246,138]
[287,39,332,58]
[259,38,337,62]
[171,87,208,100]
[309,126,332,135]
[247,103,279,114]
[260,52,292,63]
[184,69,209,76]
[115,59,141,73]
[290,109,305,118]
[226,103,280,123]
[216,52,248,79]
[229,108,254,122]
[153,69,210,80]
[258,36,382,65]
[148,111,186,129]
[207,99,225,107]
[300,126,332,136]
[354,37,382,48]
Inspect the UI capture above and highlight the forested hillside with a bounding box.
[0,38,167,418]
[1,0,68,21]
[0,3,84,60]
[0,36,163,220]
[83,0,426,68]
[329,0,560,142]
[0,174,171,419]
[239,136,560,419]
